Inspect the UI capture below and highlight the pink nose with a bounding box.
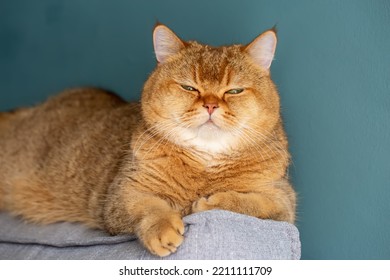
[203,103,219,115]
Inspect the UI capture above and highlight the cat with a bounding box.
[0,24,296,257]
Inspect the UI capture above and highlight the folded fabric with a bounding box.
[0,210,300,260]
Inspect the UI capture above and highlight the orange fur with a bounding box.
[0,25,296,257]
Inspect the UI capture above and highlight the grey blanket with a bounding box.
[0,210,300,259]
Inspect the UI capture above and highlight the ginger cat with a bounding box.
[0,25,296,257]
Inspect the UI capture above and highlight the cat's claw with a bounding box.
[141,213,185,257]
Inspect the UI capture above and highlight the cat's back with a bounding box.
[0,87,140,184]
[0,87,139,151]
[0,88,141,223]
[42,87,127,111]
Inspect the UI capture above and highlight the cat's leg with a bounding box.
[103,187,185,257]
[192,183,296,223]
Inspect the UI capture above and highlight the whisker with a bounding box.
[139,124,181,161]
[132,120,176,159]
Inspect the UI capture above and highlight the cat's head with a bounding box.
[141,24,281,154]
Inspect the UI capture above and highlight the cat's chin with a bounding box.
[176,123,237,154]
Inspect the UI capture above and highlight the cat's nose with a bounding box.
[203,102,219,115]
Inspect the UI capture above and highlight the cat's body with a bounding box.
[0,25,296,256]
[0,89,138,227]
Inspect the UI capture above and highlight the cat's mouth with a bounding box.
[200,119,219,129]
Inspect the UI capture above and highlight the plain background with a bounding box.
[0,0,389,259]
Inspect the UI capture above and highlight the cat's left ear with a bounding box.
[245,29,277,70]
[153,24,185,63]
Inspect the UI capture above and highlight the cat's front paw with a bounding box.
[192,193,227,213]
[192,197,211,212]
[138,212,185,257]
[192,191,240,213]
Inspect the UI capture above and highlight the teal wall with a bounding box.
[1,0,389,259]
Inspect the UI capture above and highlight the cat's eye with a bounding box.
[181,85,199,92]
[225,88,244,94]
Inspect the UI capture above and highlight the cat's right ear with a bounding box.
[153,25,185,63]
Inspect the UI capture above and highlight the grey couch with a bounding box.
[0,210,300,259]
